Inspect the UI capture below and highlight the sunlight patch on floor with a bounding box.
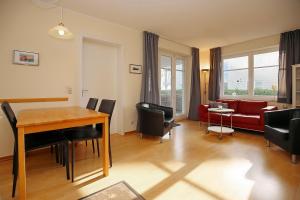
[185,158,254,200]
[154,180,219,200]
[159,160,186,172]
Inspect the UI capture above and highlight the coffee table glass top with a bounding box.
[208,108,234,113]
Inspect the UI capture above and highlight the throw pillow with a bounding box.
[209,102,228,109]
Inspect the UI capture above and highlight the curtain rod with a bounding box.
[159,35,194,49]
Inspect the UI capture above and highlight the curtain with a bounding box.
[140,31,160,104]
[278,29,300,104]
[188,48,201,120]
[208,47,222,101]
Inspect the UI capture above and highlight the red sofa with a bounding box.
[199,100,277,132]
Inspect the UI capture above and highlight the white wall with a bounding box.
[222,34,280,56]
[0,0,191,157]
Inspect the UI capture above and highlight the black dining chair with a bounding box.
[85,98,99,152]
[64,99,116,182]
[54,98,98,159]
[1,101,70,197]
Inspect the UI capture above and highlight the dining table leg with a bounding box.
[18,127,26,200]
[102,116,109,176]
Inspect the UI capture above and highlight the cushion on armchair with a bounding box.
[265,125,289,140]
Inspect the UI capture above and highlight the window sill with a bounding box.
[220,95,277,102]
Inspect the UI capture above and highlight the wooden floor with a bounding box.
[1,120,300,200]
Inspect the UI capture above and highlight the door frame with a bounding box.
[78,35,124,134]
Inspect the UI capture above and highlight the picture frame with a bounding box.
[129,64,142,74]
[13,50,39,66]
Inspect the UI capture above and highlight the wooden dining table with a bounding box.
[16,106,110,200]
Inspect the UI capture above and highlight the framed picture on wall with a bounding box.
[129,64,142,74]
[13,50,39,66]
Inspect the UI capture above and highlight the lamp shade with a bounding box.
[48,22,73,40]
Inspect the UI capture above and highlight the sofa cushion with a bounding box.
[217,100,239,113]
[265,125,289,140]
[238,100,267,115]
[232,114,260,125]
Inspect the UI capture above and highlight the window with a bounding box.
[160,53,186,116]
[176,59,185,114]
[223,56,249,96]
[222,48,279,99]
[160,55,172,107]
[254,51,279,96]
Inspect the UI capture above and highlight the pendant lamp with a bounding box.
[48,7,73,39]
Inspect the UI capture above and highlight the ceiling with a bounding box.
[57,0,300,50]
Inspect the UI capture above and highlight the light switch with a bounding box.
[66,86,72,94]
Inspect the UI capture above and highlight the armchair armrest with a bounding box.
[288,118,300,153]
[157,105,173,119]
[264,109,290,126]
[259,106,277,125]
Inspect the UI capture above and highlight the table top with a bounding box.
[17,106,109,128]
[208,108,234,113]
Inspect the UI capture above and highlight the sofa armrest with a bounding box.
[198,104,209,120]
[200,104,209,113]
[288,118,300,152]
[264,109,290,126]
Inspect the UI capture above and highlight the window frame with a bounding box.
[221,46,279,101]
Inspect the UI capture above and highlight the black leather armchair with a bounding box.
[136,102,174,143]
[264,109,300,163]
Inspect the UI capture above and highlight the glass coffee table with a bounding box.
[207,108,235,139]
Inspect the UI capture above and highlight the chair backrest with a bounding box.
[1,102,18,141]
[98,99,116,126]
[86,98,98,110]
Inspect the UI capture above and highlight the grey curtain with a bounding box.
[188,48,201,120]
[278,29,300,104]
[140,31,160,104]
[208,47,221,101]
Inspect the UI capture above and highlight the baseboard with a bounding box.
[125,130,137,135]
[0,155,13,162]
[0,147,51,163]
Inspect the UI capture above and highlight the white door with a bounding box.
[159,52,187,119]
[81,38,119,133]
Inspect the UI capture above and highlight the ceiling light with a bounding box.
[48,7,73,40]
